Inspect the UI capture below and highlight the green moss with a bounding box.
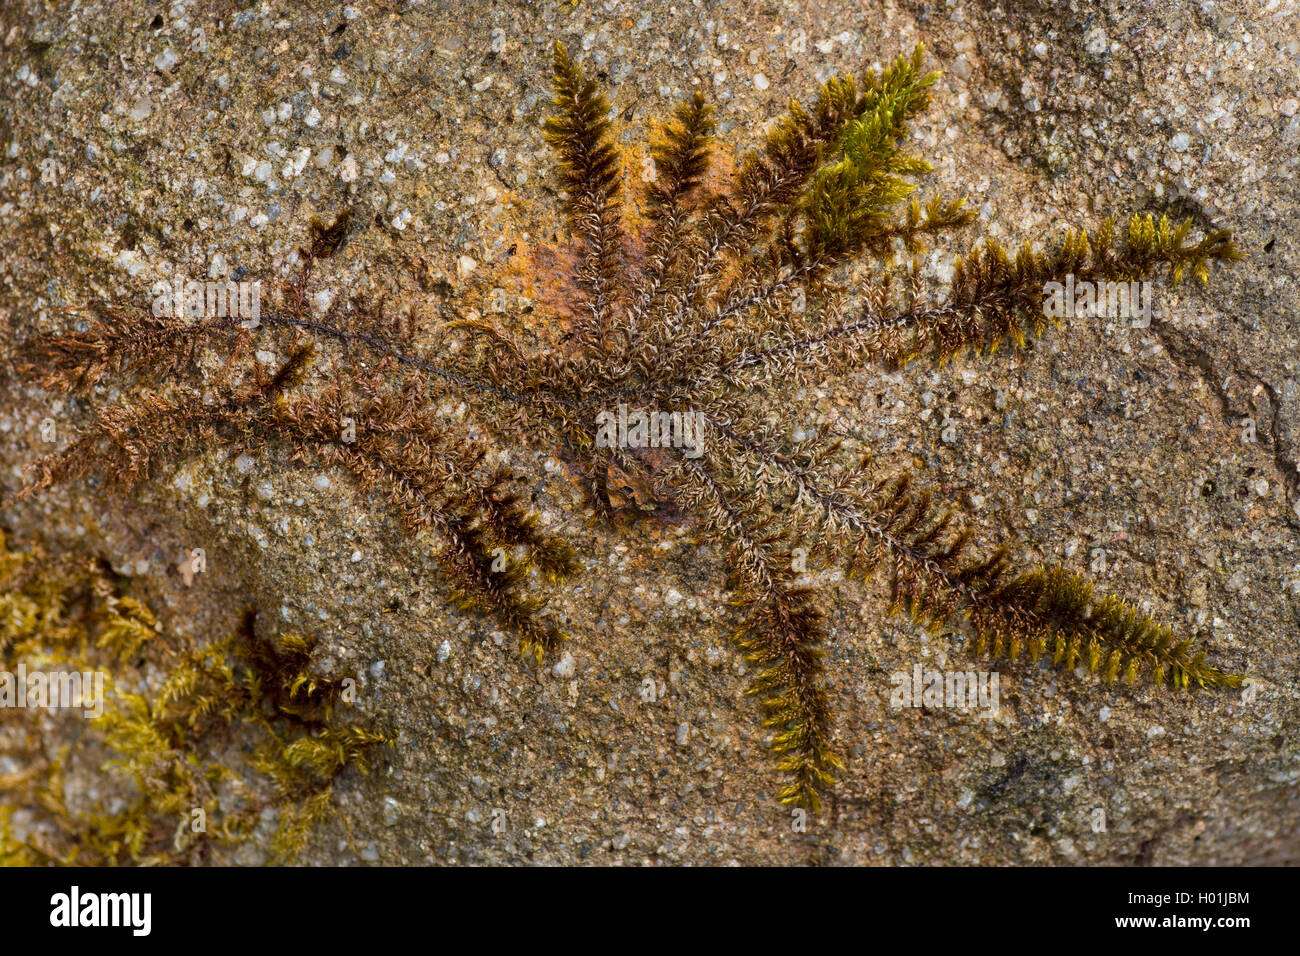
[0,530,394,865]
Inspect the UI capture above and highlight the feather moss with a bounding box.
[6,44,1247,815]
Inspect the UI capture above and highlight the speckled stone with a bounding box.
[0,0,1297,865]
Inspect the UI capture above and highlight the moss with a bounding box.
[5,43,1246,816]
[0,530,394,865]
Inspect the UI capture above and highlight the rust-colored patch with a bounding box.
[487,130,741,350]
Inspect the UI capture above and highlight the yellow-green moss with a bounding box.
[0,530,394,865]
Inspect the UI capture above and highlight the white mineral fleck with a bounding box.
[552,652,576,678]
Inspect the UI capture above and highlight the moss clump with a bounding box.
[0,530,394,865]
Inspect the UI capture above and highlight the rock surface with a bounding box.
[1,0,1296,864]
